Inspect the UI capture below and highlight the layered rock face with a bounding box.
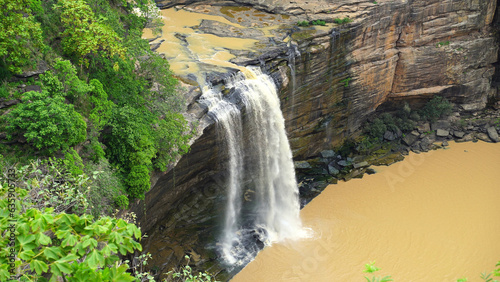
[135,0,499,278]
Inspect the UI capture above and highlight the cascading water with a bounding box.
[200,66,309,267]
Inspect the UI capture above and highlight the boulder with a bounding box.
[327,164,339,175]
[320,150,336,158]
[476,133,490,142]
[294,161,312,169]
[337,160,350,167]
[417,123,431,133]
[384,131,396,141]
[436,129,449,137]
[453,131,465,138]
[487,127,499,142]
[353,161,369,169]
[402,134,418,146]
[431,120,451,131]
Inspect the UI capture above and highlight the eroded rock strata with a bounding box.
[132,0,499,279]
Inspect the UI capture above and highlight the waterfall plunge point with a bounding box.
[200,67,311,268]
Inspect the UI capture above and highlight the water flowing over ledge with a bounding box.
[200,67,311,268]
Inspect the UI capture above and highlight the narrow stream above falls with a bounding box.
[233,141,500,281]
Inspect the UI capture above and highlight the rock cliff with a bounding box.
[133,0,499,278]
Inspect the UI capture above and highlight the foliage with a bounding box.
[152,113,192,171]
[63,148,84,177]
[55,0,126,67]
[0,83,9,98]
[311,20,326,26]
[334,17,353,24]
[340,77,352,87]
[52,59,92,102]
[366,118,387,140]
[83,159,128,217]
[88,79,115,130]
[363,261,393,282]
[436,41,450,48]
[419,95,453,122]
[166,255,219,282]
[4,159,90,215]
[0,158,147,281]
[0,0,45,73]
[5,90,87,154]
[0,191,142,281]
[297,21,310,27]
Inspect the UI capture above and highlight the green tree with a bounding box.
[5,90,87,154]
[0,0,45,74]
[55,0,126,68]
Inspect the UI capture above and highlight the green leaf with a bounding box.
[19,249,36,260]
[43,246,62,261]
[61,235,78,247]
[30,259,49,275]
[85,249,101,268]
[53,261,72,274]
[37,233,51,245]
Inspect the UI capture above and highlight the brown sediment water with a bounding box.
[142,8,258,78]
[233,141,500,281]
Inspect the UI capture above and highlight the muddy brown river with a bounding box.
[233,141,500,281]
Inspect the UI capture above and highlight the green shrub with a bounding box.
[366,118,387,140]
[84,159,128,217]
[334,17,352,24]
[114,195,129,209]
[0,84,9,99]
[5,91,87,154]
[63,148,84,177]
[297,21,310,27]
[311,20,326,26]
[126,164,151,200]
[419,95,453,122]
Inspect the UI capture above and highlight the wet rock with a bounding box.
[294,161,312,169]
[457,133,474,143]
[327,164,339,175]
[487,127,499,142]
[436,129,449,137]
[353,161,369,169]
[431,120,451,131]
[337,160,350,167]
[476,133,491,142]
[320,150,336,158]
[442,140,449,147]
[417,123,431,133]
[365,168,376,175]
[0,99,21,109]
[383,131,396,141]
[453,131,465,138]
[402,134,418,146]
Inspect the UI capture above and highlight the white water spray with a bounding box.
[200,67,309,266]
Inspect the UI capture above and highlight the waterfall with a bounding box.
[200,66,309,267]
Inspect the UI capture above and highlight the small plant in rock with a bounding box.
[334,17,352,24]
[436,41,451,48]
[340,77,352,87]
[311,20,326,26]
[297,21,310,27]
[165,255,218,282]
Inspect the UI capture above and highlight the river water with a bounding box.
[233,141,500,281]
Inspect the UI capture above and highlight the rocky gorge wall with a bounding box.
[133,0,499,278]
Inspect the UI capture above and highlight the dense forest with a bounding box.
[0,0,206,280]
